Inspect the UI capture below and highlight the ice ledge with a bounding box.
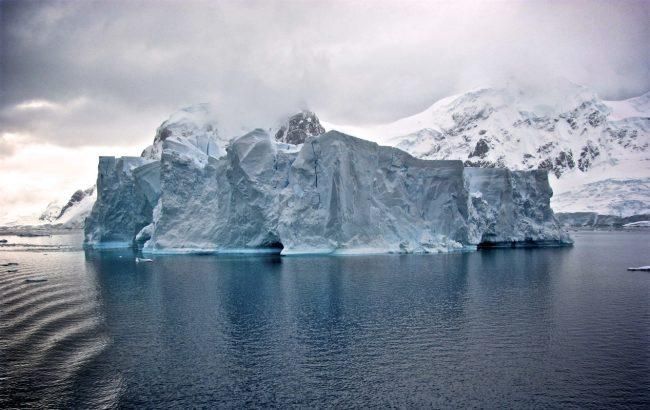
[141,247,282,256]
[477,239,573,249]
[140,245,477,256]
[83,241,135,249]
[87,242,572,256]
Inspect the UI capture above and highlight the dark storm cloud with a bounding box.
[1,0,649,148]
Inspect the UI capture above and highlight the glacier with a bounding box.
[84,115,571,254]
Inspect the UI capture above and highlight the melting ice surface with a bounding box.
[1,231,649,407]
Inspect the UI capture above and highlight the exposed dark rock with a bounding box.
[565,116,578,130]
[587,110,605,127]
[513,115,556,132]
[275,111,326,145]
[445,106,493,137]
[578,142,600,172]
[555,150,575,171]
[538,150,575,178]
[536,142,556,155]
[58,186,94,218]
[464,159,497,168]
[469,138,490,158]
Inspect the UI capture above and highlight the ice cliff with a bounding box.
[85,117,571,253]
[84,157,155,247]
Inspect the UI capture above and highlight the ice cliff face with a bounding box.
[465,168,565,246]
[142,128,295,251]
[84,157,155,247]
[85,127,570,254]
[277,133,472,253]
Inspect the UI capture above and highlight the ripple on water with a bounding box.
[1,252,114,408]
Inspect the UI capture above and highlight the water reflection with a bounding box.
[3,232,648,408]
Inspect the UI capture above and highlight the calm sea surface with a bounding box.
[1,231,649,408]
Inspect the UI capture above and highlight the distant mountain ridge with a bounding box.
[37,186,96,228]
[556,212,650,229]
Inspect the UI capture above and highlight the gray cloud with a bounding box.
[1,0,649,148]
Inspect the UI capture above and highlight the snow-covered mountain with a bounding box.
[36,187,96,228]
[325,81,649,217]
[0,186,95,228]
[552,178,650,217]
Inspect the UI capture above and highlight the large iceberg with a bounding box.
[84,112,571,254]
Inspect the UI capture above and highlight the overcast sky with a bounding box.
[1,0,649,220]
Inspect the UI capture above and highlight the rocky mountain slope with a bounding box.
[38,186,96,227]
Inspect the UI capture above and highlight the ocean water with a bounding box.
[1,231,649,408]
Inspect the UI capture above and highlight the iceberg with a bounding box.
[84,112,571,254]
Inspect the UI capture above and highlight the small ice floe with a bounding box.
[135,257,153,263]
[623,221,650,228]
[25,277,48,283]
[627,266,650,271]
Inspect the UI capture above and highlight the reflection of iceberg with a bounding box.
[85,124,570,254]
